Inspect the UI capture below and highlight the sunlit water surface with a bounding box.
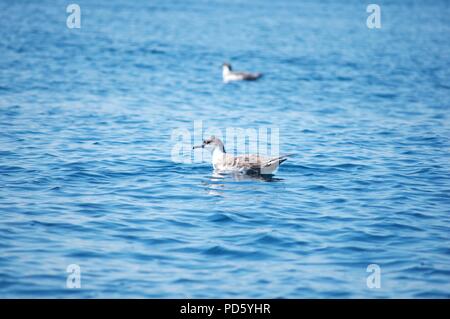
[0,0,449,297]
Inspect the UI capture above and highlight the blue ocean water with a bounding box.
[0,0,449,298]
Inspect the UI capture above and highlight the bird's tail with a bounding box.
[262,154,294,168]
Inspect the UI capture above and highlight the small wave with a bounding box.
[203,245,269,259]
[207,213,238,223]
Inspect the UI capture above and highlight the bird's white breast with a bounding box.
[211,148,225,169]
[223,73,244,82]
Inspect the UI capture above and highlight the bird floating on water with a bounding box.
[222,63,262,83]
[193,136,291,175]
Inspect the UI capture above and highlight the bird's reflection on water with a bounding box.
[202,171,284,196]
[212,170,284,182]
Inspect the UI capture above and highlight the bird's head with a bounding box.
[192,136,226,153]
[222,63,232,72]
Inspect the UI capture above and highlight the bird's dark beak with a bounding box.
[192,144,204,149]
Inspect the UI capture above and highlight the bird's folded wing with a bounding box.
[229,154,267,169]
[233,71,262,80]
